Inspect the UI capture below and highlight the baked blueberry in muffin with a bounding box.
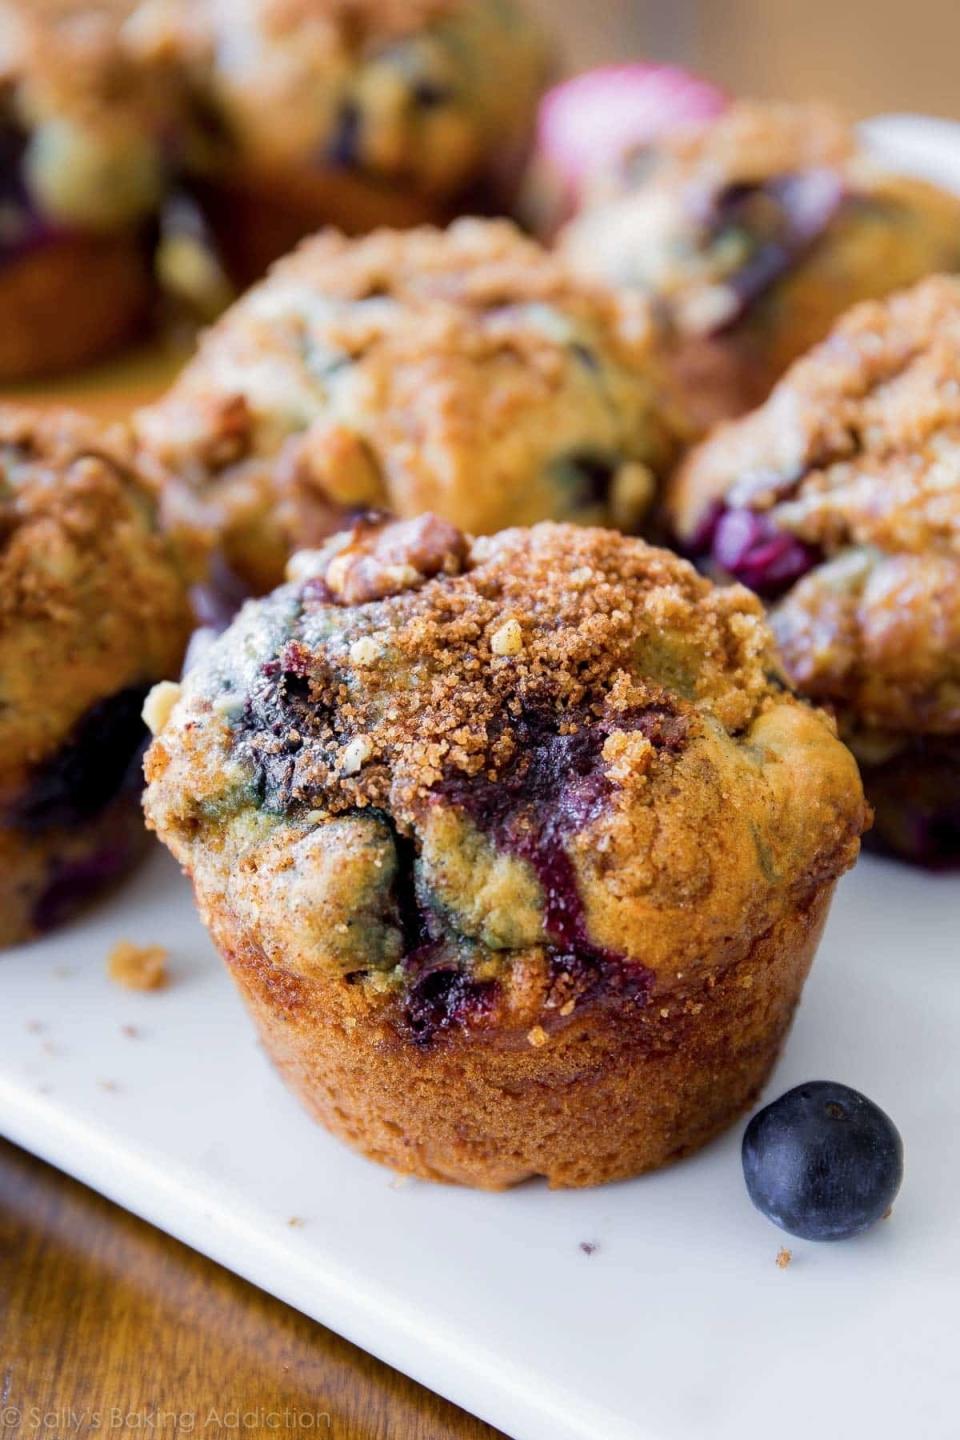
[143,515,866,1187]
[559,101,960,431]
[669,276,960,868]
[135,219,679,596]
[0,406,192,947]
[160,0,551,283]
[0,0,183,379]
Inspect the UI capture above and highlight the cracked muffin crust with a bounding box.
[163,0,551,281]
[134,219,679,596]
[0,406,193,946]
[143,516,866,1187]
[669,275,960,867]
[0,0,183,378]
[559,101,960,431]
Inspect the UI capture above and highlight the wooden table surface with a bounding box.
[0,1138,505,1440]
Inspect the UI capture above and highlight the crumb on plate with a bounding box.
[108,941,169,992]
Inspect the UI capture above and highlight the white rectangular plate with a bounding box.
[1,846,957,1440]
[2,111,959,1440]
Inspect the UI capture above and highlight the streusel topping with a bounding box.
[145,519,866,987]
[671,276,960,735]
[136,220,676,593]
[0,405,192,784]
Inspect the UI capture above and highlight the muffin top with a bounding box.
[139,0,549,193]
[0,405,192,803]
[558,100,960,339]
[670,275,960,740]
[144,517,865,1042]
[0,0,181,231]
[135,219,678,594]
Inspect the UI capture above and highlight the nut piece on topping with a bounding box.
[490,617,524,656]
[322,514,470,606]
[142,681,182,737]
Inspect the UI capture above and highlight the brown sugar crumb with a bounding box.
[108,941,169,992]
[287,1216,306,1229]
[776,1247,793,1270]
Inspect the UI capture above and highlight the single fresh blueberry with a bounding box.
[742,1081,903,1241]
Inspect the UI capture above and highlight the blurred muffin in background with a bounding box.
[0,0,552,380]
[0,406,192,947]
[560,101,960,431]
[669,276,960,868]
[0,0,183,379]
[134,219,679,597]
[156,0,552,285]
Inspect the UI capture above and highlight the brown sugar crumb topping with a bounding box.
[654,101,854,195]
[107,940,169,991]
[227,518,779,827]
[679,275,960,558]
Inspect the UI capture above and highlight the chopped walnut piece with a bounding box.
[143,681,182,736]
[341,735,374,775]
[776,1247,793,1270]
[107,941,169,992]
[323,514,469,605]
[490,617,523,656]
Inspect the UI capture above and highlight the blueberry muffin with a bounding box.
[134,219,678,597]
[0,0,186,379]
[157,0,551,284]
[669,276,960,868]
[559,101,960,431]
[0,406,192,947]
[143,515,866,1188]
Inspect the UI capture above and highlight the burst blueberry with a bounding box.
[711,506,818,596]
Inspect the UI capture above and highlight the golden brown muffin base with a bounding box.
[217,883,833,1190]
[0,791,152,949]
[194,162,526,287]
[0,231,153,382]
[194,169,441,287]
